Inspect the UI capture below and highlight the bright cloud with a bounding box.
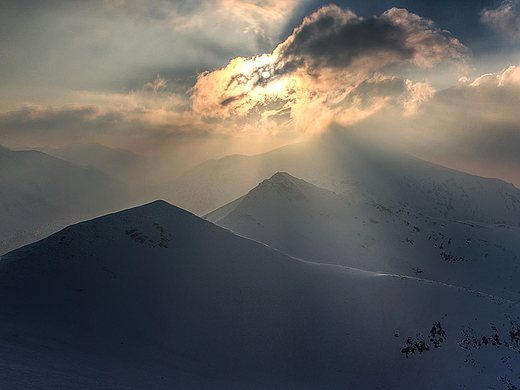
[0,5,470,152]
[192,5,468,134]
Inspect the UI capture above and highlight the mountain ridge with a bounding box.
[2,200,520,388]
[209,171,520,301]
[170,138,520,226]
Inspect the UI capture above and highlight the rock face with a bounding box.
[1,200,520,389]
[0,145,127,255]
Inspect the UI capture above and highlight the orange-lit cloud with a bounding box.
[191,5,468,135]
[1,6,469,152]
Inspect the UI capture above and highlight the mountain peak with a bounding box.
[258,172,309,202]
[1,200,197,263]
[267,171,295,184]
[143,199,173,208]
[91,199,190,224]
[259,171,335,201]
[122,198,176,213]
[205,172,342,224]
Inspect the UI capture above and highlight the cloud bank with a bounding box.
[0,4,473,159]
[0,76,209,152]
[411,64,520,153]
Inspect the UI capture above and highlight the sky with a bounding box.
[2,0,520,185]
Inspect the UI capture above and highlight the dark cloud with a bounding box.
[343,76,408,105]
[279,9,410,70]
[1,105,102,132]
[287,0,502,60]
[220,95,246,107]
[274,5,467,75]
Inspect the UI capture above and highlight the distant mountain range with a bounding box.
[38,143,148,183]
[2,200,520,389]
[170,136,520,225]
[0,145,129,255]
[6,137,520,257]
[2,138,520,388]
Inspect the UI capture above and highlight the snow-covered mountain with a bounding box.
[0,145,128,255]
[208,172,520,301]
[171,137,520,227]
[1,200,520,389]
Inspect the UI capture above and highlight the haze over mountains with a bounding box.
[0,145,129,255]
[171,135,520,223]
[38,143,150,185]
[2,200,520,389]
[38,143,182,191]
[2,136,520,388]
[0,142,183,255]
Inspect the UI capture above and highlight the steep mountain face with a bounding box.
[170,137,520,227]
[1,201,520,389]
[0,146,128,255]
[208,172,520,301]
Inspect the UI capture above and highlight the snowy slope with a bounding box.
[1,200,520,389]
[170,137,520,226]
[0,145,128,255]
[208,172,520,301]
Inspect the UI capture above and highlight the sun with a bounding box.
[262,71,271,78]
